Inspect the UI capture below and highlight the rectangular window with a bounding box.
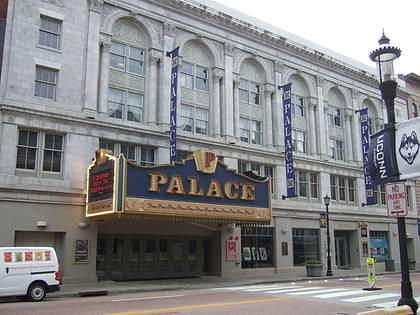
[292,95,305,117]
[328,107,341,127]
[295,170,319,199]
[16,130,38,170]
[35,67,57,100]
[180,105,208,135]
[293,130,307,153]
[239,79,260,105]
[238,161,275,195]
[42,134,63,172]
[108,88,143,122]
[121,144,136,161]
[39,16,61,50]
[329,138,344,161]
[16,130,63,174]
[241,227,274,268]
[110,41,144,75]
[374,184,386,206]
[292,228,320,266]
[240,118,262,144]
[180,62,208,91]
[369,231,389,261]
[140,147,155,166]
[330,175,356,204]
[99,140,156,166]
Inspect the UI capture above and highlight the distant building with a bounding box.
[0,0,418,283]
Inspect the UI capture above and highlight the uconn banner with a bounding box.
[368,127,399,185]
[281,83,296,198]
[357,109,375,205]
[168,47,179,163]
[396,116,420,179]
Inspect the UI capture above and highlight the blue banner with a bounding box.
[169,47,179,163]
[368,127,399,185]
[281,83,296,197]
[358,108,375,205]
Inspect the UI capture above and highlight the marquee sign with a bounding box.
[86,149,271,225]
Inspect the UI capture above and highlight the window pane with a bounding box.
[39,17,60,49]
[108,89,124,119]
[181,62,193,74]
[35,68,57,99]
[43,134,63,173]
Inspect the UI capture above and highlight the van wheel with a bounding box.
[27,283,46,302]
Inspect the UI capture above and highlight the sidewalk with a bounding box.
[51,268,406,298]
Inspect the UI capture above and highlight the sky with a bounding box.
[208,0,419,76]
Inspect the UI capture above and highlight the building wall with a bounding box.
[0,0,418,282]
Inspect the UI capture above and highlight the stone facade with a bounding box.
[0,0,418,282]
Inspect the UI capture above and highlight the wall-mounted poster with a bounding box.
[227,240,237,261]
[242,247,251,261]
[74,239,89,264]
[259,248,268,261]
[251,247,260,261]
[362,242,369,257]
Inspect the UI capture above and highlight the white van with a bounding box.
[0,247,60,301]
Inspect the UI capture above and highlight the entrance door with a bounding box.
[335,236,350,268]
[97,235,210,280]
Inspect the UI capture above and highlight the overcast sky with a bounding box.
[210,0,419,76]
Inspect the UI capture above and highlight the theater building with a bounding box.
[0,0,418,283]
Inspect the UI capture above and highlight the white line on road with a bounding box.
[341,293,400,303]
[265,287,324,294]
[313,290,375,299]
[289,288,347,296]
[243,285,301,292]
[111,294,184,302]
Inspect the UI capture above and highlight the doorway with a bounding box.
[97,234,211,280]
[334,231,350,268]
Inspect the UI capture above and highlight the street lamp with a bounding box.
[369,33,418,314]
[323,194,333,276]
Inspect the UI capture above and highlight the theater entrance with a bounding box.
[96,234,211,280]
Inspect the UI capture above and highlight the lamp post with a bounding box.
[369,33,418,314]
[323,194,333,276]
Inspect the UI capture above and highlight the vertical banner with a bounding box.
[168,47,179,163]
[281,83,296,197]
[357,108,375,205]
[367,127,399,185]
[395,116,420,179]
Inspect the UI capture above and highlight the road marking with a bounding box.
[101,297,288,315]
[112,295,184,302]
[289,288,347,296]
[243,285,300,292]
[265,286,324,294]
[341,293,400,303]
[314,290,375,299]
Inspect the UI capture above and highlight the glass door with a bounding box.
[335,237,350,268]
[128,238,141,277]
[173,240,184,273]
[111,238,124,277]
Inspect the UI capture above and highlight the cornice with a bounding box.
[144,0,378,87]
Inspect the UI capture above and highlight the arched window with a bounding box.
[108,20,148,123]
[327,89,345,161]
[179,42,211,135]
[289,75,310,154]
[239,61,264,145]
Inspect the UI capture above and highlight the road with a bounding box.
[1,274,419,315]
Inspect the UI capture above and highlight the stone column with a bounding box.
[232,76,240,143]
[212,69,223,137]
[344,108,354,162]
[83,1,103,118]
[308,99,317,155]
[264,84,274,147]
[98,39,111,115]
[223,43,235,143]
[147,52,160,125]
